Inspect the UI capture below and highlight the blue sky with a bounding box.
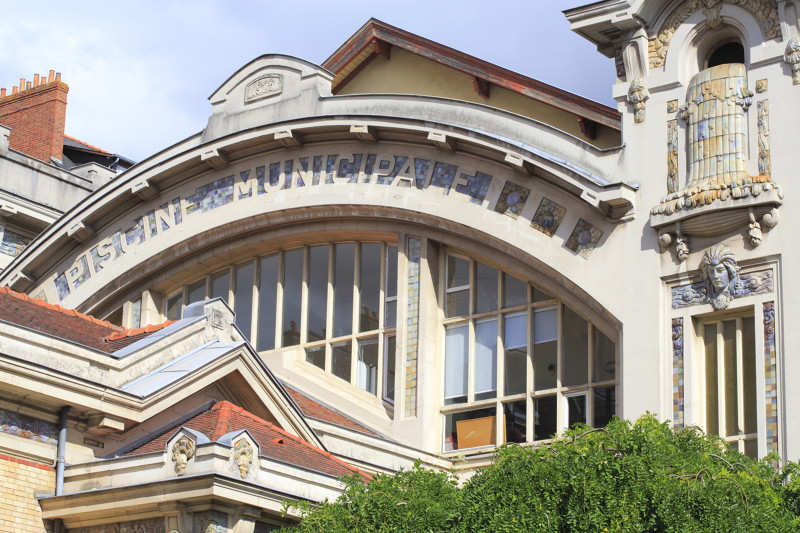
[0,1,615,162]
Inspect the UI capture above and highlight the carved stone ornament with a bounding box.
[627,77,649,123]
[244,74,283,103]
[671,244,773,309]
[171,435,195,476]
[233,437,254,478]
[648,0,781,68]
[786,38,800,85]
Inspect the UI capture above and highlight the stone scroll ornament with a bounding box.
[627,77,649,123]
[171,435,195,476]
[786,38,800,85]
[672,243,773,309]
[233,438,254,478]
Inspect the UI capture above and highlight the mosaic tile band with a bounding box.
[763,301,778,455]
[404,237,421,418]
[672,317,684,429]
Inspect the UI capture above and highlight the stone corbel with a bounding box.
[627,77,649,123]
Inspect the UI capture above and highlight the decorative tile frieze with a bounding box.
[763,302,778,454]
[71,518,165,533]
[494,181,530,219]
[672,318,684,429]
[565,218,602,259]
[757,100,770,177]
[0,408,57,444]
[193,511,228,533]
[672,270,772,309]
[667,120,679,194]
[666,99,679,113]
[530,197,565,237]
[0,228,31,258]
[755,79,768,93]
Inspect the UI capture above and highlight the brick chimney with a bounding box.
[0,70,68,163]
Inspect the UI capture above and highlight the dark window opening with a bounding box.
[708,42,745,67]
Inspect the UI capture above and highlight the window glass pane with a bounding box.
[503,273,527,308]
[444,407,495,451]
[704,323,719,436]
[211,269,230,302]
[723,319,738,437]
[567,394,587,428]
[534,307,557,343]
[503,401,526,444]
[234,262,254,340]
[444,323,468,405]
[256,254,278,351]
[534,308,558,390]
[742,317,757,434]
[306,345,325,370]
[384,245,398,327]
[333,243,355,337]
[359,243,381,332]
[166,293,183,321]
[563,307,588,386]
[130,298,142,329]
[744,439,758,459]
[475,262,498,313]
[474,318,497,401]
[187,279,205,305]
[282,249,303,347]
[446,289,469,318]
[594,387,615,427]
[307,245,328,342]
[447,255,469,288]
[504,313,527,396]
[332,341,352,382]
[384,336,396,402]
[534,395,557,440]
[533,287,554,302]
[357,338,379,395]
[593,330,616,382]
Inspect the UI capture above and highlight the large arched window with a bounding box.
[441,253,616,451]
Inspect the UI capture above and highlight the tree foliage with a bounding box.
[282,415,800,532]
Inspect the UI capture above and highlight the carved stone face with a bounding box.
[708,263,730,292]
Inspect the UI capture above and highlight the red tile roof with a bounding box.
[0,286,171,353]
[284,385,378,437]
[123,401,367,479]
[63,134,110,155]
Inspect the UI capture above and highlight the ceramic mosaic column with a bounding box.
[763,302,779,454]
[404,237,421,417]
[672,318,684,429]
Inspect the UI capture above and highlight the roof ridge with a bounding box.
[0,286,122,332]
[210,401,367,478]
[105,320,176,341]
[210,401,234,441]
[63,134,111,154]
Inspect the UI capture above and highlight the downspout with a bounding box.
[53,405,69,533]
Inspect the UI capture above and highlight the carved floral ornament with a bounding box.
[648,0,781,68]
[171,435,195,476]
[671,243,773,310]
[627,77,649,123]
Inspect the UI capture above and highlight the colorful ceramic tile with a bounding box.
[565,218,603,259]
[0,228,32,258]
[530,197,565,237]
[763,302,778,454]
[0,408,58,444]
[672,318,684,429]
[405,237,421,417]
[494,181,530,219]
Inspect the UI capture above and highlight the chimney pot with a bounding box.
[25,82,32,90]
[19,79,25,91]
[0,88,5,97]
[33,74,40,85]
[55,72,61,82]
[49,70,55,83]
[12,86,18,94]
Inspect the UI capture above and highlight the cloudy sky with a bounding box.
[0,1,616,162]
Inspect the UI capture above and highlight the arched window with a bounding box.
[707,40,745,67]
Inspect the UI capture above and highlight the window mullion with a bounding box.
[716,321,726,439]
[324,246,334,372]
[275,251,285,348]
[736,317,745,446]
[300,247,309,345]
[556,303,564,436]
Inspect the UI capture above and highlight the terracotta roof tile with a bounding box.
[63,134,111,154]
[284,385,379,437]
[123,401,367,479]
[0,286,170,353]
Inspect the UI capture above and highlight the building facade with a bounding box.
[0,0,799,531]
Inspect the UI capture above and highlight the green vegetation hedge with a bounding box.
[282,415,800,532]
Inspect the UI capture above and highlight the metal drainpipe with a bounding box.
[53,405,70,533]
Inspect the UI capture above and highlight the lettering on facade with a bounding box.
[245,74,282,102]
[50,151,546,301]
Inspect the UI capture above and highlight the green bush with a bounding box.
[282,415,800,532]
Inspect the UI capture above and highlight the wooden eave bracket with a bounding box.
[87,412,126,433]
[578,117,597,140]
[275,130,303,148]
[201,148,230,169]
[472,76,491,99]
[350,124,378,143]
[372,37,391,60]
[8,270,34,291]
[130,179,160,200]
